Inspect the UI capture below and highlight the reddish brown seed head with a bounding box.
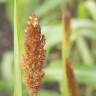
[66,58,79,96]
[22,13,46,96]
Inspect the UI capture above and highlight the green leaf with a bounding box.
[36,0,63,17]
[44,64,96,86]
[85,0,96,20]
[76,37,94,65]
[38,90,59,96]
[1,52,13,81]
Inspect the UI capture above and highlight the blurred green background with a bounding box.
[0,0,96,96]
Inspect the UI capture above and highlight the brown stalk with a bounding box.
[64,9,79,96]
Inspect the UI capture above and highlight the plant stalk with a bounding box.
[14,0,22,96]
[60,11,70,96]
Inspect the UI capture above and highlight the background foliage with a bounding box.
[0,0,96,96]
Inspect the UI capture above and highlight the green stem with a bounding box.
[60,25,70,96]
[14,0,22,96]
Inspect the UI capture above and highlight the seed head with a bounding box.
[22,13,46,96]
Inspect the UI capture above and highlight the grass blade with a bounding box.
[14,0,22,96]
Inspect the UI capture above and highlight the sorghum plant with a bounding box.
[62,9,78,96]
[22,13,46,96]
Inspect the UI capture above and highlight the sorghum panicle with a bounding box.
[22,13,46,96]
[66,58,78,96]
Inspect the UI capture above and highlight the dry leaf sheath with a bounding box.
[64,9,78,96]
[64,9,71,48]
[22,13,46,96]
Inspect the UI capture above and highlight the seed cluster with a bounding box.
[22,13,45,96]
[66,58,78,96]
